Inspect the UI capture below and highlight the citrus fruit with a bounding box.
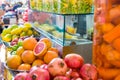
[40,38,52,49]
[23,37,37,50]
[44,51,58,64]
[12,35,19,41]
[102,23,114,34]
[48,47,59,54]
[34,42,47,57]
[24,22,32,29]
[16,46,25,56]
[17,63,31,71]
[20,32,27,37]
[2,34,12,42]
[27,29,33,36]
[21,50,36,64]
[32,59,44,67]
[7,55,22,69]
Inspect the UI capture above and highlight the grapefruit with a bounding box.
[23,37,37,50]
[32,59,44,67]
[21,50,36,64]
[17,63,31,71]
[34,42,47,57]
[44,51,58,64]
[7,55,22,69]
[40,38,52,49]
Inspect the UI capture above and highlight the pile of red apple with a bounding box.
[14,53,98,80]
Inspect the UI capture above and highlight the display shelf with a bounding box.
[31,9,94,15]
[32,25,63,46]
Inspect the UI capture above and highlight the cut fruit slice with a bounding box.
[34,42,47,57]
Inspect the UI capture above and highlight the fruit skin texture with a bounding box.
[54,76,70,80]
[7,55,22,69]
[64,53,84,69]
[79,64,98,80]
[115,74,120,80]
[32,59,44,67]
[48,47,59,54]
[44,51,58,64]
[23,37,37,50]
[48,58,68,76]
[17,63,31,71]
[16,46,25,56]
[33,42,47,57]
[26,68,50,80]
[40,64,48,71]
[21,50,36,64]
[40,38,52,49]
[14,72,28,80]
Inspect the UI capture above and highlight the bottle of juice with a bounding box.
[93,0,120,80]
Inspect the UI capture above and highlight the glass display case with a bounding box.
[29,10,93,46]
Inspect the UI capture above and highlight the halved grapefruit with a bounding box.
[40,38,52,49]
[34,42,47,57]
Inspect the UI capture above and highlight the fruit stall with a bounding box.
[1,0,120,80]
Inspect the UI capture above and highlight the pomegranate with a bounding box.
[79,64,98,80]
[30,66,39,72]
[40,64,48,70]
[71,77,83,80]
[14,72,28,80]
[26,68,50,80]
[71,70,80,78]
[48,58,68,76]
[54,76,70,80]
[64,53,84,69]
[66,69,80,78]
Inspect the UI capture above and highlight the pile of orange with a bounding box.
[6,37,59,71]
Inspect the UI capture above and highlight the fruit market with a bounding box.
[0,0,120,80]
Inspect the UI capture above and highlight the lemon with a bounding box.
[2,34,12,42]
[9,24,18,30]
[20,32,27,37]
[24,22,32,28]
[27,30,33,36]
[12,35,19,40]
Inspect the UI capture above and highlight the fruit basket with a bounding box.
[4,63,29,77]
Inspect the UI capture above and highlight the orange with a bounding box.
[16,46,25,56]
[32,59,44,67]
[102,23,114,34]
[21,50,36,64]
[23,37,37,50]
[7,55,22,69]
[44,51,58,64]
[17,63,31,71]
[48,47,59,54]
[97,67,120,80]
[40,38,52,49]
[115,74,120,80]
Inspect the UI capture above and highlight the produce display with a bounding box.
[30,0,93,14]
[93,0,120,80]
[12,52,98,80]
[1,22,36,42]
